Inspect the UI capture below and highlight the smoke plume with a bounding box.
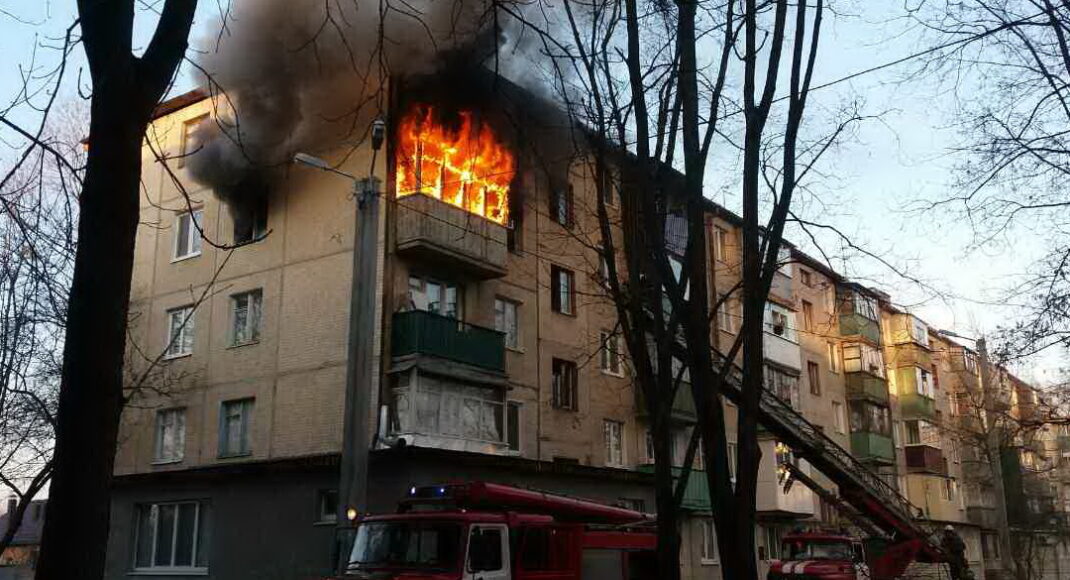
[188,0,534,208]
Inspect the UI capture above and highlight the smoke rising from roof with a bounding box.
[187,0,534,207]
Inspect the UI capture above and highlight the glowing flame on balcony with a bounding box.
[396,104,513,225]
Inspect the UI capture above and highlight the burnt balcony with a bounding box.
[395,193,507,279]
[391,310,505,373]
[905,444,947,475]
[846,373,890,404]
[850,431,895,464]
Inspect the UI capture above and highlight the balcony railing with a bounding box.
[391,310,505,372]
[637,464,709,511]
[900,394,937,420]
[846,373,890,404]
[886,343,932,369]
[395,193,508,279]
[839,313,881,344]
[905,445,947,475]
[850,431,895,463]
[636,386,697,423]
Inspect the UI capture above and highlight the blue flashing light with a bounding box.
[410,486,417,496]
[437,486,447,496]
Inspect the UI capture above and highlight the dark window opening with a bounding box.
[233,194,269,244]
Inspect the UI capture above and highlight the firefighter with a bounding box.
[940,525,970,580]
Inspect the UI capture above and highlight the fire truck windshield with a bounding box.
[348,521,462,571]
[784,540,854,561]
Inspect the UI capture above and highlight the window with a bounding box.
[507,402,522,451]
[494,298,520,349]
[849,401,891,436]
[551,185,574,227]
[727,442,738,481]
[408,276,460,318]
[802,300,814,332]
[807,361,821,396]
[982,533,1001,560]
[800,269,813,287]
[154,408,185,463]
[894,421,904,448]
[232,195,268,244]
[765,303,797,342]
[917,368,935,398]
[761,526,782,560]
[931,364,940,390]
[905,420,921,445]
[173,209,203,260]
[644,429,655,463]
[551,359,578,410]
[842,343,885,377]
[317,489,338,523]
[832,401,846,434]
[617,498,645,512]
[600,331,623,376]
[230,290,262,346]
[765,365,800,409]
[219,398,254,457]
[713,227,728,262]
[134,501,207,572]
[852,292,878,321]
[717,296,735,333]
[827,343,840,373]
[468,527,504,573]
[177,114,208,168]
[603,420,625,467]
[507,200,523,252]
[700,520,719,564]
[942,479,955,502]
[550,266,575,315]
[599,167,616,206]
[911,317,929,345]
[165,306,195,358]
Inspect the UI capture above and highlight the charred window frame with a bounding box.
[232,195,268,244]
[177,114,208,168]
[507,195,523,252]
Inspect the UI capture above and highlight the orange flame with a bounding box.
[396,105,513,225]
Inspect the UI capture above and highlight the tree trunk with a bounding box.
[36,88,147,579]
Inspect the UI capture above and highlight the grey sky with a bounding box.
[0,1,1057,381]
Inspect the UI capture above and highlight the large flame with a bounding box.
[396,105,513,225]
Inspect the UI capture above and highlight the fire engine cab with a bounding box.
[340,482,657,580]
[767,533,869,580]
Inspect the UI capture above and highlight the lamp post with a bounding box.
[294,134,382,572]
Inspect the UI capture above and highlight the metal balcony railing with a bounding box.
[391,310,506,372]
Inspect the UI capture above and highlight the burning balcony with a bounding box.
[394,104,512,279]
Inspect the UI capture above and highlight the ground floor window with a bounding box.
[759,525,783,561]
[134,501,208,572]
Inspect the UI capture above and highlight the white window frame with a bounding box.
[842,343,885,377]
[832,401,846,434]
[177,114,208,168]
[700,519,719,564]
[230,289,262,346]
[713,227,728,263]
[603,419,625,467]
[172,209,204,261]
[133,501,206,573]
[717,296,735,333]
[153,408,186,464]
[494,298,520,350]
[600,331,624,377]
[827,342,840,373]
[854,293,879,321]
[764,303,797,343]
[165,305,195,359]
[911,316,929,345]
[408,276,461,319]
[219,398,254,458]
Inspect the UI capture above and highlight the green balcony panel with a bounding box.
[850,432,895,463]
[392,310,505,372]
[846,373,889,404]
[637,387,697,422]
[839,312,881,344]
[900,393,936,420]
[637,465,710,511]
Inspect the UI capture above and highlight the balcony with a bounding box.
[637,465,709,511]
[850,431,895,464]
[900,394,937,420]
[395,193,507,279]
[636,386,697,423]
[839,312,881,344]
[966,506,1000,529]
[886,343,932,369]
[846,373,889,404]
[905,445,947,475]
[391,310,505,373]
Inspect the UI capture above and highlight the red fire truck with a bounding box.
[767,531,934,580]
[338,482,656,580]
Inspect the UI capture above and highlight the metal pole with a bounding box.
[336,176,381,571]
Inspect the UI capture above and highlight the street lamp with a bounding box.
[293,149,380,572]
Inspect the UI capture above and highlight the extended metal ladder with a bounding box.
[707,350,944,561]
